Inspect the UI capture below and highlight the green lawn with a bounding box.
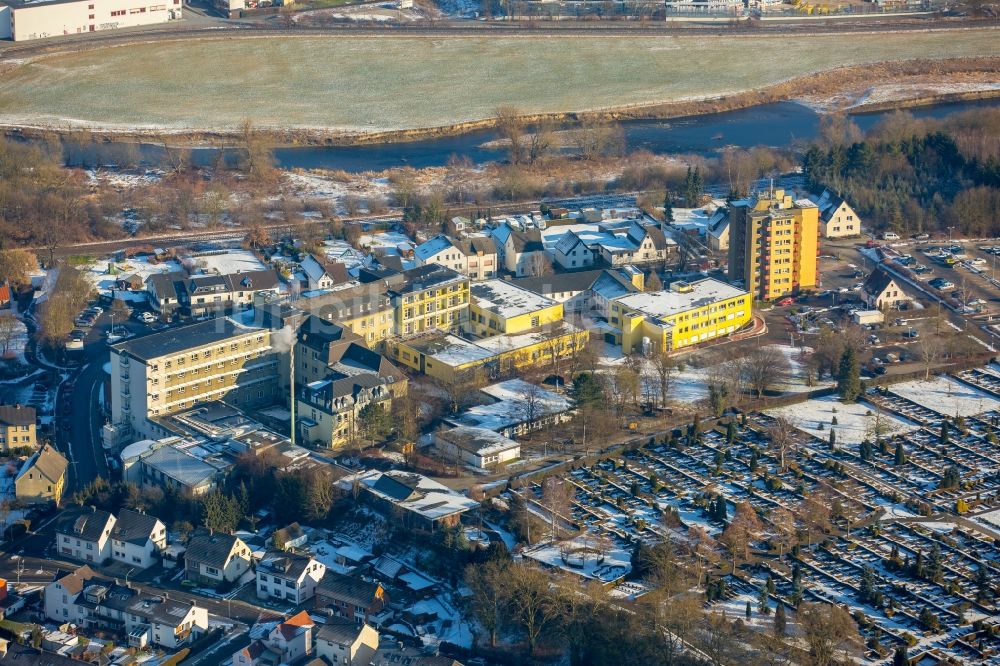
[0,31,995,132]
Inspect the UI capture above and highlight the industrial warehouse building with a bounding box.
[0,0,182,42]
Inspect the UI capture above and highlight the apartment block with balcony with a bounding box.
[607,278,752,354]
[109,318,280,443]
[388,265,470,337]
[727,189,819,302]
[465,279,564,338]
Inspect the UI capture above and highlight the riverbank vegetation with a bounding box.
[803,108,1000,236]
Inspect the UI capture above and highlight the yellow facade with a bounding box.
[392,326,590,384]
[393,280,470,337]
[0,421,35,451]
[609,280,752,354]
[728,189,819,301]
[467,300,564,337]
[339,306,396,348]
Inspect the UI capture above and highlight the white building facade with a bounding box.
[0,0,182,42]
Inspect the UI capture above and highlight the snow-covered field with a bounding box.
[0,32,994,132]
[601,343,830,406]
[191,250,266,275]
[81,257,183,296]
[766,395,917,445]
[889,375,1000,418]
[523,535,631,583]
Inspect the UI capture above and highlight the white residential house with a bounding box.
[44,566,207,650]
[434,426,521,469]
[414,235,498,280]
[184,531,252,585]
[231,611,315,666]
[110,508,167,570]
[862,268,911,310]
[256,550,327,604]
[145,272,186,315]
[55,507,116,564]
[815,191,862,238]
[492,226,548,277]
[301,254,350,291]
[315,620,379,666]
[554,231,596,271]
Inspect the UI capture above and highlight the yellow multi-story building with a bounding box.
[388,265,470,337]
[391,324,590,384]
[0,404,36,451]
[728,189,819,301]
[109,318,280,443]
[466,279,563,337]
[608,278,751,354]
[297,284,396,349]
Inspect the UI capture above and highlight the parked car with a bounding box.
[882,231,901,241]
[776,297,794,306]
[913,233,930,241]
[903,328,920,339]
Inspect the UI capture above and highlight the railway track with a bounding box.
[0,15,996,61]
[40,192,643,257]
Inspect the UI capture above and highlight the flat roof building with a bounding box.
[608,278,752,354]
[0,0,183,42]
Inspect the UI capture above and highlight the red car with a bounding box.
[776,297,794,306]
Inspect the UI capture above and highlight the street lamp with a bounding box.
[948,226,956,245]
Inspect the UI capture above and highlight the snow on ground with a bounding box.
[81,256,183,296]
[191,250,266,275]
[522,535,631,583]
[86,167,163,189]
[0,318,28,363]
[283,172,393,215]
[601,343,829,406]
[889,375,1000,418]
[766,395,917,445]
[358,231,410,253]
[971,507,1000,532]
[409,595,473,649]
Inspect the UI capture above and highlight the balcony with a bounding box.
[120,372,130,381]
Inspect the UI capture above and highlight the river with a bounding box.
[56,98,1000,173]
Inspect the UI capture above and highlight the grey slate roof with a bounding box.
[110,508,161,546]
[863,267,897,298]
[0,403,35,426]
[317,570,382,607]
[258,550,315,580]
[315,618,367,645]
[56,507,115,543]
[186,531,244,567]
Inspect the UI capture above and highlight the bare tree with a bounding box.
[528,119,560,164]
[236,118,276,182]
[721,500,763,572]
[464,559,511,648]
[0,313,18,357]
[506,562,562,656]
[744,346,790,399]
[541,477,573,540]
[800,491,831,547]
[649,347,675,409]
[525,252,554,277]
[798,602,863,666]
[915,333,941,381]
[0,249,39,288]
[769,506,797,559]
[767,416,797,470]
[518,382,545,429]
[495,105,526,165]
